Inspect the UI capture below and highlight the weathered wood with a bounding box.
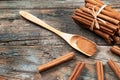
[0,0,119,46]
[0,46,119,80]
[0,0,120,80]
[0,0,119,10]
[0,9,113,46]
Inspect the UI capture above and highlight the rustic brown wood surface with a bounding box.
[0,0,120,80]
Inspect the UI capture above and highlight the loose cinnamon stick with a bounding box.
[85,0,115,12]
[85,3,120,21]
[107,60,120,79]
[38,52,75,72]
[81,7,120,25]
[68,62,85,80]
[96,62,104,80]
[110,46,120,55]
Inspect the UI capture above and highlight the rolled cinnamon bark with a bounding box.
[85,0,116,12]
[85,3,120,21]
[110,46,120,55]
[112,36,120,43]
[96,62,104,80]
[72,15,113,43]
[93,30,112,43]
[68,62,85,80]
[73,12,114,35]
[81,7,120,25]
[76,8,118,31]
[74,9,116,34]
[75,15,114,36]
[107,60,120,79]
[38,52,75,72]
[72,0,120,44]
[75,9,117,31]
[117,29,120,36]
[94,0,104,4]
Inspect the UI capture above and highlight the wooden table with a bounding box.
[0,0,119,80]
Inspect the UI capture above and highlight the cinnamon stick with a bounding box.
[0,76,6,80]
[85,0,116,12]
[72,14,113,38]
[68,62,85,80]
[72,15,111,38]
[96,62,104,80]
[81,7,120,25]
[94,0,104,4]
[110,46,120,55]
[94,30,113,43]
[74,14,114,35]
[117,29,120,36]
[112,36,120,43]
[74,9,116,35]
[85,3,120,21]
[72,16,113,43]
[38,52,75,72]
[107,60,120,79]
[75,8,118,31]
[73,0,120,44]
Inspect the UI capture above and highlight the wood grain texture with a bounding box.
[0,0,119,9]
[0,46,119,80]
[0,9,112,46]
[0,0,120,80]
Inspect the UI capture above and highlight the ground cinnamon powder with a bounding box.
[77,38,96,56]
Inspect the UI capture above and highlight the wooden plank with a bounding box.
[0,0,119,80]
[0,46,119,80]
[0,9,111,46]
[0,0,119,9]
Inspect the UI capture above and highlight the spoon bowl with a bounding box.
[19,11,97,56]
[61,33,96,56]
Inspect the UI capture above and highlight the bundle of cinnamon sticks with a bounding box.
[72,0,120,43]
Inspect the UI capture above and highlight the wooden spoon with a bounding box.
[19,11,97,56]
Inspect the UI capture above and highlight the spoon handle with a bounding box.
[19,11,63,36]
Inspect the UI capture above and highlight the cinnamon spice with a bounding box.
[96,61,104,80]
[0,76,6,80]
[85,0,116,12]
[94,0,104,4]
[72,15,113,43]
[72,0,120,44]
[74,9,116,35]
[110,46,120,55]
[117,29,120,36]
[68,62,85,80]
[75,8,118,31]
[38,52,75,72]
[85,3,120,21]
[72,14,112,38]
[107,60,120,79]
[112,36,120,43]
[81,7,120,25]
[73,12,114,34]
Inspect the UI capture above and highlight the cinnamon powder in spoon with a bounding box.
[76,39,96,56]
